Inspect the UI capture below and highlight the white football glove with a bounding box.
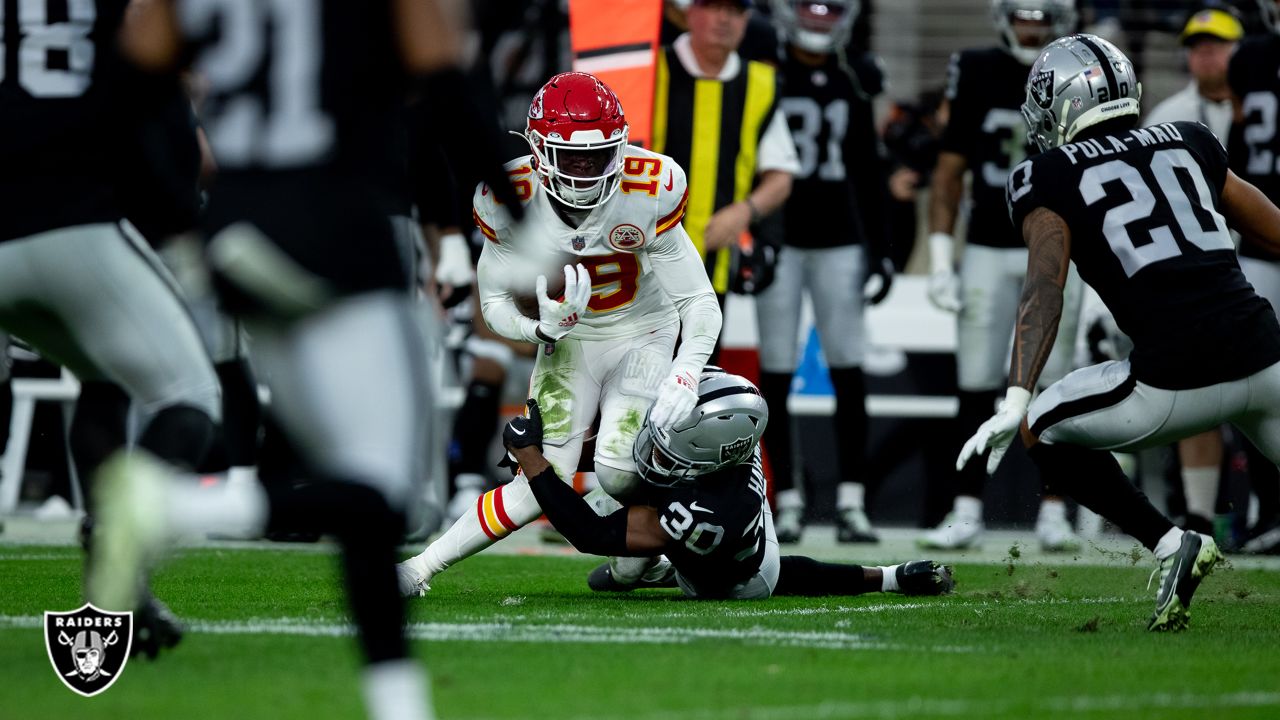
[927,232,962,313]
[535,263,592,342]
[956,387,1032,475]
[649,370,699,429]
[434,232,475,288]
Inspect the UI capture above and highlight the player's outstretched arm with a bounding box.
[506,402,669,556]
[1222,170,1280,255]
[956,206,1070,475]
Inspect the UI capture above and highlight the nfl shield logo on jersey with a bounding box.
[1030,70,1055,110]
[608,224,645,251]
[45,604,132,697]
[572,235,588,251]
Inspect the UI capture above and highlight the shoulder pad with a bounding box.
[473,157,536,243]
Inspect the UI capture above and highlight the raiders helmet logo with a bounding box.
[608,224,645,251]
[719,437,753,464]
[45,604,132,697]
[1030,69,1055,110]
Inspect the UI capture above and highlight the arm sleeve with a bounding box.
[648,223,723,378]
[526,467,633,556]
[756,110,802,174]
[938,52,969,155]
[476,242,544,344]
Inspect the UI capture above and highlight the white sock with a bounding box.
[361,659,434,720]
[879,565,900,593]
[1182,466,1219,521]
[1037,498,1067,524]
[954,495,983,522]
[776,488,803,511]
[1154,527,1186,561]
[837,482,865,510]
[402,477,542,579]
[168,476,269,539]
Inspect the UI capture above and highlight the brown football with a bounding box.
[511,265,568,319]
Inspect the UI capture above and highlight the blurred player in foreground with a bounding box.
[504,369,954,600]
[960,34,1280,631]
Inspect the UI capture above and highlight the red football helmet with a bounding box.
[525,72,629,209]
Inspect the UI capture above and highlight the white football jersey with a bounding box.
[475,146,711,342]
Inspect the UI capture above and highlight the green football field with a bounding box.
[2,538,1279,720]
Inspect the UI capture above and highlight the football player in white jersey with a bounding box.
[397,72,722,595]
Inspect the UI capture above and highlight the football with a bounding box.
[511,256,573,319]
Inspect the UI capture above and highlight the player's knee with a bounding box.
[139,404,217,470]
[594,462,640,501]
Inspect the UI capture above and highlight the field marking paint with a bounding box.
[0,614,973,653]
[475,691,1280,720]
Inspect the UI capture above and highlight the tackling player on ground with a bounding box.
[397,72,723,596]
[960,34,1280,631]
[505,369,954,599]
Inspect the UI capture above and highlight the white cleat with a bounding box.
[917,513,984,550]
[396,563,431,598]
[1036,515,1083,553]
[86,452,170,613]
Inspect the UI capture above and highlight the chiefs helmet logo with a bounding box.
[529,88,545,120]
[608,224,645,251]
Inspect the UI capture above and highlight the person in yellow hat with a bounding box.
[1144,6,1243,139]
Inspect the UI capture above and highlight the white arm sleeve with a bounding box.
[477,243,543,344]
[649,223,723,377]
[756,110,801,175]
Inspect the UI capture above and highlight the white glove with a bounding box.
[535,264,592,342]
[927,232,962,313]
[649,370,699,429]
[434,232,475,288]
[956,387,1032,475]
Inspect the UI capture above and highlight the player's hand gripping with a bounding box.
[535,264,592,342]
[498,399,543,473]
[956,387,1031,475]
[649,370,699,430]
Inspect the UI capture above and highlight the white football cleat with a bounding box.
[396,563,431,598]
[917,512,984,550]
[1036,514,1083,553]
[86,452,170,612]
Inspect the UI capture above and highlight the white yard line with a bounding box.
[0,614,973,653]
[467,691,1280,720]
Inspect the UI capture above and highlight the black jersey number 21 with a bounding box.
[185,0,334,168]
[0,0,97,99]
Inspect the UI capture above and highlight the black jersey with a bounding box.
[1008,121,1280,389]
[182,0,412,296]
[0,0,130,241]
[778,50,885,250]
[641,452,769,597]
[1226,34,1280,261]
[939,48,1034,249]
